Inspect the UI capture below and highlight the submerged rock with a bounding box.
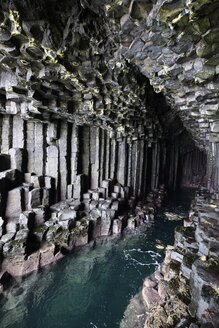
[164,212,185,221]
[120,292,146,328]
[155,239,166,250]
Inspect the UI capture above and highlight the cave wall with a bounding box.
[0,113,169,216]
[210,142,219,191]
[0,111,208,221]
[180,149,207,189]
[0,0,218,221]
[0,0,218,193]
[0,1,218,295]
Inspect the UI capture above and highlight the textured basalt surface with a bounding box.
[140,191,219,328]
[0,0,218,140]
[0,0,218,327]
[0,0,218,143]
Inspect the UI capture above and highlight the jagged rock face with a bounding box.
[0,0,218,188]
[0,0,212,206]
[117,0,219,147]
[0,0,215,279]
[141,191,219,328]
[0,0,218,144]
[0,0,219,143]
[0,0,165,140]
[0,3,218,317]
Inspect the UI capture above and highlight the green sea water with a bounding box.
[0,192,193,328]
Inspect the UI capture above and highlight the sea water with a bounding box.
[0,192,193,328]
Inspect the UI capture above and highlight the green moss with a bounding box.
[54,230,69,244]
[175,226,195,239]
[80,218,88,226]
[70,225,88,237]
[159,0,186,23]
[201,284,219,302]
[204,257,219,274]
[203,28,219,44]
[173,13,189,29]
[169,277,180,290]
[212,286,219,298]
[160,8,183,23]
[81,226,88,237]
[10,239,25,246]
[178,292,191,305]
[192,17,210,34]
[196,44,214,58]
[188,301,197,317]
[183,253,199,268]
[188,0,218,12]
[196,66,216,80]
[206,54,219,66]
[175,246,186,256]
[70,227,80,235]
[169,261,181,273]
[33,225,46,233]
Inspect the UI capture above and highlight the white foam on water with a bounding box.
[123,249,162,267]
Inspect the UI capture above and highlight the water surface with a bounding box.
[0,192,193,328]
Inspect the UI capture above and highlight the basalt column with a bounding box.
[180,149,207,189]
[0,116,159,218]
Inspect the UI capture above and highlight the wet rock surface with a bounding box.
[0,203,185,328]
[0,0,218,327]
[0,0,215,283]
[0,178,165,279]
[139,190,219,328]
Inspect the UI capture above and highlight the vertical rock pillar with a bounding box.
[211,142,219,191]
[71,124,79,185]
[91,127,100,189]
[46,145,59,202]
[117,137,127,186]
[58,121,68,200]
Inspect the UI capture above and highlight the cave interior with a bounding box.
[0,0,219,326]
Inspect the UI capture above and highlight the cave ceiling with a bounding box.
[0,0,219,147]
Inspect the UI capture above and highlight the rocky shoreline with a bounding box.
[0,176,165,290]
[140,190,219,328]
[0,0,218,326]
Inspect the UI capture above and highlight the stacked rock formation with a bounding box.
[141,190,219,328]
[0,0,210,280]
[0,174,164,278]
[0,0,218,326]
